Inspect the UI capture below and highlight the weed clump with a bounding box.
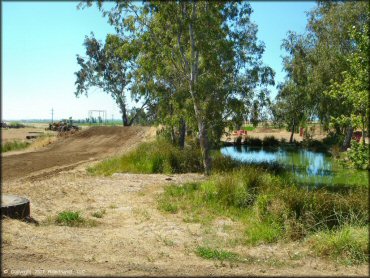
[52,211,97,227]
[196,246,240,261]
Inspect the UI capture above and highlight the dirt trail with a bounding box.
[1,126,153,182]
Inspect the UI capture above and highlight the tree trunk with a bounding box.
[170,125,176,145]
[198,120,212,175]
[361,115,365,145]
[188,2,211,174]
[289,119,295,143]
[117,97,130,126]
[342,125,354,151]
[179,117,186,149]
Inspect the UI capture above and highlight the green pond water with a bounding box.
[220,146,368,187]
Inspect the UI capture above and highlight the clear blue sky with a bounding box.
[2,1,317,121]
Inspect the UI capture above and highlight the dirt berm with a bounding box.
[1,126,153,182]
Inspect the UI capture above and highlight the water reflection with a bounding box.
[220,146,368,186]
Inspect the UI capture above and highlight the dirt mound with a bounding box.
[1,126,153,182]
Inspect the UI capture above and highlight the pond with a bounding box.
[220,145,368,187]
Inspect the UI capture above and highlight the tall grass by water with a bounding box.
[157,167,368,263]
[88,138,243,175]
[88,138,204,175]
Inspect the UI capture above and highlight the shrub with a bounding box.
[323,132,344,147]
[244,137,262,147]
[262,136,279,147]
[347,140,369,170]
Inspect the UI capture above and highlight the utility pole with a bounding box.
[51,108,54,123]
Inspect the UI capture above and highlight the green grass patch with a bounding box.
[307,226,369,265]
[1,140,30,152]
[54,211,98,227]
[243,126,255,132]
[196,246,240,261]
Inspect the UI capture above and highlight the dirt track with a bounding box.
[1,126,152,182]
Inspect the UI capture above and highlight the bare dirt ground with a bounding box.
[1,125,56,143]
[1,126,152,182]
[1,126,368,276]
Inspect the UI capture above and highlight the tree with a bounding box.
[326,23,369,147]
[74,34,149,126]
[303,1,369,131]
[277,31,311,143]
[81,1,274,174]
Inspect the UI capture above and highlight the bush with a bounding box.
[347,140,369,170]
[262,136,279,147]
[244,137,262,147]
[323,132,344,147]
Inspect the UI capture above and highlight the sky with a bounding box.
[2,1,317,121]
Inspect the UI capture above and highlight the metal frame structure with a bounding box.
[88,110,107,125]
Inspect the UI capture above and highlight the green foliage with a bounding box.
[243,126,255,132]
[1,140,30,153]
[347,141,369,170]
[245,220,283,245]
[54,211,97,227]
[88,138,203,175]
[307,226,368,265]
[195,246,239,262]
[84,1,275,174]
